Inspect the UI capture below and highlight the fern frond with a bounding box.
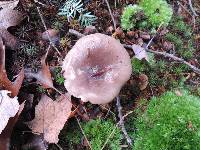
[59,0,97,27]
[79,12,97,27]
[58,0,84,19]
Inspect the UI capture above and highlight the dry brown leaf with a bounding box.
[0,1,23,49]
[0,100,25,150]
[25,56,54,89]
[0,0,19,9]
[0,90,19,134]
[0,37,24,97]
[27,94,72,143]
[132,44,148,61]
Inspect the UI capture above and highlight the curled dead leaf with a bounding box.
[0,0,19,9]
[25,56,54,89]
[132,44,148,61]
[0,0,24,49]
[27,94,72,143]
[0,37,24,97]
[0,95,25,150]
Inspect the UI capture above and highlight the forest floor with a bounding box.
[1,0,200,150]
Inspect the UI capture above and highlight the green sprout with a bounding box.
[54,67,65,85]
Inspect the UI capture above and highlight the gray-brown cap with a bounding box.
[62,33,132,104]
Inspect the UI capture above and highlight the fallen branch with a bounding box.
[188,0,198,17]
[104,0,117,30]
[116,96,133,146]
[33,1,61,56]
[123,44,200,75]
[68,29,84,38]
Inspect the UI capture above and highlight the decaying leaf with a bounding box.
[0,0,23,49]
[0,90,19,134]
[0,37,24,97]
[0,101,24,150]
[27,94,72,143]
[22,135,48,150]
[132,44,148,61]
[25,56,54,89]
[0,0,19,9]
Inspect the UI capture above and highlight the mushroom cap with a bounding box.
[62,33,132,104]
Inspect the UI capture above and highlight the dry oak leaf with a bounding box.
[0,0,23,49]
[132,44,148,61]
[0,0,19,9]
[0,100,25,150]
[25,56,54,89]
[0,37,24,97]
[27,94,72,143]
[0,90,19,134]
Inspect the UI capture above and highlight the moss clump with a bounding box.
[133,90,200,150]
[139,0,173,27]
[121,5,143,30]
[83,119,122,150]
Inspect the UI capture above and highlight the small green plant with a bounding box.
[53,67,65,85]
[58,0,97,27]
[165,33,183,50]
[170,16,192,38]
[133,90,200,150]
[83,119,122,150]
[121,5,143,30]
[139,0,173,27]
[20,44,38,56]
[36,86,46,93]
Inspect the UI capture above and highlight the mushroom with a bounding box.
[62,33,132,104]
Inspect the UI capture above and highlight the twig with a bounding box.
[188,0,198,16]
[100,108,133,150]
[33,1,61,56]
[104,0,117,30]
[100,125,118,150]
[123,44,200,75]
[116,96,133,146]
[76,116,93,150]
[145,23,162,49]
[68,29,85,38]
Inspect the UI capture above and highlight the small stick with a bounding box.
[123,44,200,75]
[145,23,162,49]
[116,96,133,146]
[33,1,61,56]
[104,0,117,30]
[100,125,118,150]
[68,29,84,38]
[76,116,93,150]
[188,0,198,16]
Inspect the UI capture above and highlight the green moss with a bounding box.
[121,5,143,30]
[133,90,200,150]
[53,67,65,85]
[170,16,192,38]
[83,119,122,150]
[131,58,146,74]
[165,33,183,50]
[59,119,82,150]
[139,0,173,27]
